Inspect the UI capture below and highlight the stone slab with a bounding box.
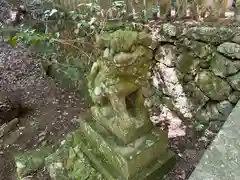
[79,141,175,180]
[189,100,240,180]
[75,114,176,180]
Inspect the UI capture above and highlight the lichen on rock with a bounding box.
[227,72,240,91]
[217,42,240,59]
[196,71,231,101]
[176,52,199,74]
[162,23,178,37]
[136,23,240,130]
[187,27,234,44]
[210,53,239,77]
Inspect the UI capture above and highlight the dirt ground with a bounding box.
[0,42,88,180]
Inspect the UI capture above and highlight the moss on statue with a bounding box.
[88,30,154,144]
[83,30,176,179]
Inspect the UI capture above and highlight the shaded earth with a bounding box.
[0,42,88,180]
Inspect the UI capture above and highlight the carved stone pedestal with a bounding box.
[77,112,175,180]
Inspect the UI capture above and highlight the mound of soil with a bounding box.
[0,42,88,180]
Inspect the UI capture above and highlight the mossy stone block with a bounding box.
[75,115,175,180]
[45,133,104,180]
[15,146,53,178]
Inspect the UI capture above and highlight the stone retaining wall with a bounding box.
[144,24,240,130]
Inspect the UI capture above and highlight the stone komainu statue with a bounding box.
[87,30,154,143]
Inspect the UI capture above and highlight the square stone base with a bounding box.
[80,142,175,180]
[75,114,176,180]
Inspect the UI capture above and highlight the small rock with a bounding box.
[195,101,227,124]
[195,109,210,125]
[204,129,215,139]
[163,23,178,37]
[198,136,211,148]
[41,140,48,146]
[0,118,19,138]
[183,149,197,161]
[176,52,199,74]
[185,82,209,111]
[196,71,231,101]
[39,131,47,137]
[216,100,233,120]
[199,60,210,69]
[148,94,163,108]
[208,121,224,133]
[217,42,240,59]
[188,41,212,58]
[210,53,239,78]
[150,39,158,50]
[162,96,175,111]
[228,91,240,103]
[227,72,240,91]
[183,74,195,82]
[194,123,205,132]
[206,103,222,120]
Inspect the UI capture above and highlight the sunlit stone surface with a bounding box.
[189,100,240,180]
